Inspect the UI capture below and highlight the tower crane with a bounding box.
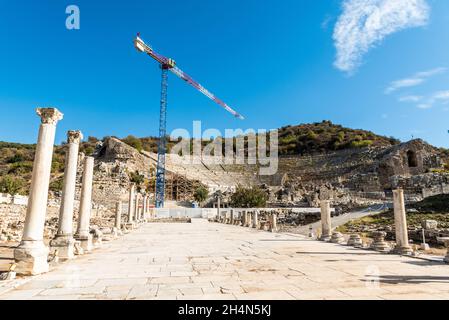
[134,33,244,208]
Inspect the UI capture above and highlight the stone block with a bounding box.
[370,231,391,253]
[14,241,49,276]
[422,220,438,230]
[50,235,76,260]
[330,232,345,244]
[347,234,363,247]
[75,234,93,252]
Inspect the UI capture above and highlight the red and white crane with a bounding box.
[134,33,244,208]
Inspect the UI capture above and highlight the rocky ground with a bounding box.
[336,195,449,254]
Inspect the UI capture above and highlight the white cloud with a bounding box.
[409,90,449,109]
[433,90,449,101]
[333,0,430,73]
[399,95,423,102]
[415,68,447,78]
[385,67,446,94]
[417,103,432,109]
[386,78,424,94]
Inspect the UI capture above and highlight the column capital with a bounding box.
[36,108,63,125]
[67,130,83,144]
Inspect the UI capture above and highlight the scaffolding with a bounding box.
[147,171,205,203]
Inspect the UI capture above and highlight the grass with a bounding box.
[338,211,449,233]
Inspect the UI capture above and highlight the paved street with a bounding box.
[1,219,448,300]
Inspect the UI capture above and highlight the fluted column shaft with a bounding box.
[15,108,63,275]
[75,157,94,238]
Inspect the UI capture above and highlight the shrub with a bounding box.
[49,177,64,192]
[129,171,145,187]
[122,135,143,152]
[8,161,33,174]
[350,140,373,149]
[84,146,95,156]
[230,185,268,208]
[6,153,25,164]
[194,186,209,204]
[0,176,25,195]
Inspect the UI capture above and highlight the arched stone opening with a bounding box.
[407,150,418,168]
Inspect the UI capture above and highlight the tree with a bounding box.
[230,185,268,208]
[87,136,99,144]
[194,186,209,205]
[0,176,25,195]
[129,171,145,191]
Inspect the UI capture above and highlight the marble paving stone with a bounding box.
[2,219,449,300]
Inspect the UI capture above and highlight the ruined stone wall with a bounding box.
[0,204,61,242]
[391,173,449,198]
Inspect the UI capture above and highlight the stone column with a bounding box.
[50,130,83,260]
[74,156,95,252]
[134,193,140,223]
[125,185,136,229]
[14,108,63,275]
[142,195,147,221]
[271,212,278,232]
[247,211,252,228]
[217,196,221,222]
[319,200,332,241]
[127,184,136,224]
[114,201,122,232]
[253,210,259,228]
[393,189,413,255]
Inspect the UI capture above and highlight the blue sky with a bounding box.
[0,0,448,147]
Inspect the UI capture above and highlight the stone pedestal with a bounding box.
[14,108,63,275]
[308,227,315,238]
[347,234,363,247]
[50,236,77,260]
[74,241,84,255]
[393,189,413,255]
[125,222,136,230]
[93,233,103,247]
[331,232,345,244]
[77,234,93,252]
[319,200,332,241]
[51,130,83,260]
[74,157,95,253]
[14,241,50,276]
[371,231,391,253]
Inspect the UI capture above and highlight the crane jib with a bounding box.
[136,35,244,120]
[170,66,244,120]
